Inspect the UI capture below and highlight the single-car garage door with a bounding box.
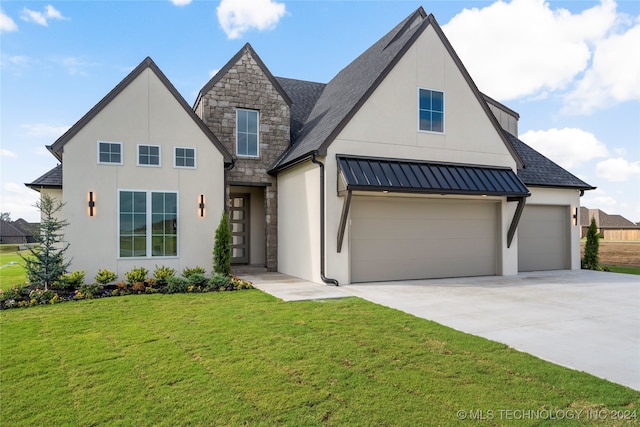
[518,205,569,271]
[350,197,498,283]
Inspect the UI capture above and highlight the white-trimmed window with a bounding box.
[138,144,161,166]
[174,147,196,168]
[236,109,259,157]
[119,190,178,258]
[418,88,444,133]
[97,141,123,164]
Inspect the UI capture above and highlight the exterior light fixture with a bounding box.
[88,192,96,217]
[199,194,205,217]
[573,207,578,226]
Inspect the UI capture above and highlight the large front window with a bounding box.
[236,109,259,157]
[119,191,177,258]
[418,88,444,133]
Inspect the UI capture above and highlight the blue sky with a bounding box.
[1,0,639,223]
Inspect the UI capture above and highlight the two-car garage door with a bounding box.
[350,197,498,283]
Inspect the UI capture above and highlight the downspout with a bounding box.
[311,152,340,286]
[223,158,236,213]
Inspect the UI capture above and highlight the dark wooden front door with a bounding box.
[229,193,250,264]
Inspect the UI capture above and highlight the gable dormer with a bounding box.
[195,43,292,171]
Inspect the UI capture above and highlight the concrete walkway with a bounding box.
[248,269,640,390]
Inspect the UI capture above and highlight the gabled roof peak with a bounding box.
[46,56,232,163]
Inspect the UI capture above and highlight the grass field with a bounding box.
[2,291,638,426]
[0,248,29,291]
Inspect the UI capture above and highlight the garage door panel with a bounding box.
[350,198,497,282]
[518,205,569,271]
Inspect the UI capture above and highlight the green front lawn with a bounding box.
[0,249,28,290]
[2,292,637,426]
[605,265,640,275]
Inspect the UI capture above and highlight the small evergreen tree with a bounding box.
[582,217,599,270]
[20,193,71,290]
[213,211,231,276]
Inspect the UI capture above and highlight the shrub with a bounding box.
[95,268,117,285]
[208,273,230,291]
[188,273,208,292]
[153,265,176,286]
[55,270,86,290]
[0,286,29,302]
[231,276,253,290]
[213,212,231,276]
[166,276,189,294]
[131,282,146,293]
[29,288,57,305]
[78,283,102,299]
[125,267,148,285]
[582,217,600,270]
[182,266,206,278]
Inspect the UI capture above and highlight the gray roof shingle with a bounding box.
[275,77,326,141]
[269,8,524,172]
[26,164,62,190]
[507,133,595,190]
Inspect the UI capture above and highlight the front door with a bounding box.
[229,193,250,264]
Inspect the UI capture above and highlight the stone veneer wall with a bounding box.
[198,47,290,271]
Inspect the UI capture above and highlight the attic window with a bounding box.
[98,141,123,164]
[418,88,444,133]
[138,145,161,166]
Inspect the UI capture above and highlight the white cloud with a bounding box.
[0,9,18,32]
[580,188,618,210]
[209,68,220,78]
[217,0,286,39]
[596,158,640,182]
[170,0,192,6]
[564,18,640,114]
[1,149,17,158]
[519,128,608,168]
[22,123,70,138]
[20,4,67,26]
[442,0,617,101]
[0,182,41,223]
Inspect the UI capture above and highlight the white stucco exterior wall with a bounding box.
[277,161,321,283]
[315,24,521,284]
[60,68,226,281]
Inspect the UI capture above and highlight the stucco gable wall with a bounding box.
[60,68,225,280]
[335,25,516,169]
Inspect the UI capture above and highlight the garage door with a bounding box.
[350,197,498,283]
[518,205,569,271]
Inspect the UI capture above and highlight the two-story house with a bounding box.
[27,8,593,284]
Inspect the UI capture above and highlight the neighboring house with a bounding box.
[580,207,640,240]
[27,8,594,284]
[11,218,38,243]
[0,220,28,245]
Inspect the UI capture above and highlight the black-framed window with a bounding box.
[419,89,444,133]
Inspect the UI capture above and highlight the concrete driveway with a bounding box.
[344,270,640,391]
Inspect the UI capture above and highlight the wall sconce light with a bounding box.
[198,194,205,217]
[573,207,578,226]
[88,192,96,217]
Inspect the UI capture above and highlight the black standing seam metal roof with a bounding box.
[337,155,530,197]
